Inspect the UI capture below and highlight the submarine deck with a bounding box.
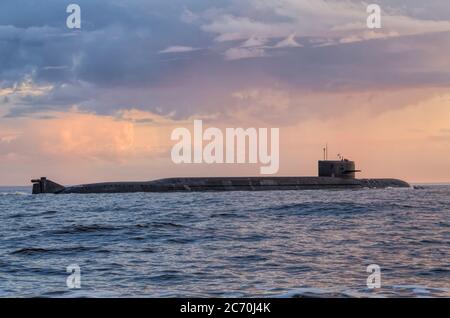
[32,177,411,194]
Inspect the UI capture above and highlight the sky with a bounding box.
[1,0,450,185]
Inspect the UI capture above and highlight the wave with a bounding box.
[46,222,186,235]
[257,201,380,214]
[49,224,119,235]
[11,246,96,255]
[8,210,59,219]
[277,285,450,298]
[0,191,30,196]
[276,287,361,298]
[132,222,186,230]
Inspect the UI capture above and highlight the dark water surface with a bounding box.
[0,186,449,297]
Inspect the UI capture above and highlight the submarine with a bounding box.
[31,159,410,194]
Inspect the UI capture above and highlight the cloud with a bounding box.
[201,14,292,42]
[0,135,17,144]
[159,46,200,54]
[224,47,266,60]
[273,34,302,48]
[1,0,450,122]
[181,8,199,24]
[198,0,450,45]
[240,36,268,48]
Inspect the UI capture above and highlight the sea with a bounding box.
[0,185,448,298]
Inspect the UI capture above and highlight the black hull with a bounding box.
[31,177,410,194]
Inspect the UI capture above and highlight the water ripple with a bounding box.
[0,185,448,297]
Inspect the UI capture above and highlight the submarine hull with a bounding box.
[31,177,410,194]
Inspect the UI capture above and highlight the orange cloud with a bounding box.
[0,109,178,184]
[1,91,449,185]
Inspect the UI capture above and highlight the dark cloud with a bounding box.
[1,0,450,120]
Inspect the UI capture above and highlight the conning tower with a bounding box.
[318,159,360,179]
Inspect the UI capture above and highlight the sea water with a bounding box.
[0,186,448,297]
